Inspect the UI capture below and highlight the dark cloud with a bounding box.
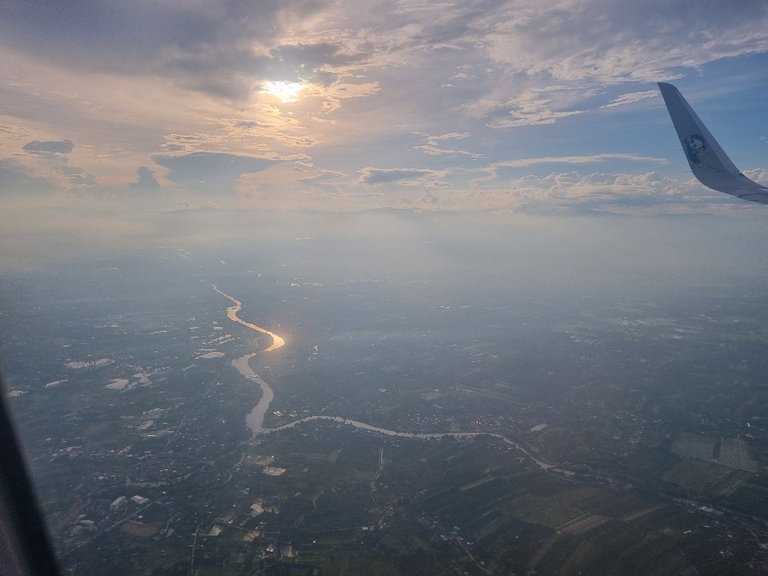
[4,0,766,107]
[22,139,74,156]
[152,152,275,192]
[0,1,328,100]
[131,166,160,190]
[18,140,94,187]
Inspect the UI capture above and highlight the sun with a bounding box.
[262,81,305,103]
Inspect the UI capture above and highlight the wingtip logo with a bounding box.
[684,135,707,165]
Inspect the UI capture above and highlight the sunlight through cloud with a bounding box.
[262,81,305,103]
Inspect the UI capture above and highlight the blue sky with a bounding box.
[1,0,767,217]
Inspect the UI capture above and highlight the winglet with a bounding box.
[658,82,768,204]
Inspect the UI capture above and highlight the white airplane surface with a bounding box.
[658,82,768,204]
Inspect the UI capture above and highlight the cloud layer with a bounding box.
[1,0,767,212]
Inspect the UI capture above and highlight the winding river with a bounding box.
[214,286,559,473]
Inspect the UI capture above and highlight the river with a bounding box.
[214,286,560,474]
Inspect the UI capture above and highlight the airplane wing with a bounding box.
[0,378,62,575]
[658,82,768,204]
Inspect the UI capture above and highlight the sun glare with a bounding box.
[262,80,304,103]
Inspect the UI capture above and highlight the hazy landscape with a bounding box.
[2,209,768,575]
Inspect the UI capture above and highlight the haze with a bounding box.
[2,2,768,575]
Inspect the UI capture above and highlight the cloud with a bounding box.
[18,138,96,188]
[0,1,331,100]
[57,164,96,187]
[477,0,768,83]
[22,139,74,156]
[0,158,53,194]
[743,168,768,185]
[499,170,743,215]
[358,167,446,186]
[152,152,277,192]
[487,90,583,128]
[266,43,360,86]
[4,2,768,108]
[131,166,160,190]
[0,2,387,106]
[494,154,668,169]
[414,132,483,158]
[601,90,659,109]
[2,1,768,211]
[473,154,668,187]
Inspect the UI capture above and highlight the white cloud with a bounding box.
[414,132,483,158]
[743,168,768,185]
[476,0,768,83]
[601,90,660,109]
[493,153,668,169]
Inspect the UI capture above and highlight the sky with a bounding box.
[1,0,768,239]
